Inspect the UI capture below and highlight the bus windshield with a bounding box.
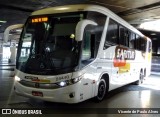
[17,12,86,75]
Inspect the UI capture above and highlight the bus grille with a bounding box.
[19,80,59,89]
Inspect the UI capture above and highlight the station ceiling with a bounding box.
[0,0,160,33]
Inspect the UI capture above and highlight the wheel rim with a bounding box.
[140,72,143,83]
[97,81,106,100]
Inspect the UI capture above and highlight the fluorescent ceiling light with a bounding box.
[151,33,156,35]
[139,19,160,31]
[55,7,69,10]
[16,29,22,32]
[0,20,7,23]
[143,19,151,21]
[152,38,157,40]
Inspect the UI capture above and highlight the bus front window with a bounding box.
[17,13,85,75]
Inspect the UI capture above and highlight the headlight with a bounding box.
[58,81,67,87]
[57,76,83,87]
[15,76,21,82]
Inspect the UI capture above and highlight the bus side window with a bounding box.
[80,11,106,67]
[135,35,140,50]
[87,11,106,51]
[126,31,130,47]
[148,41,152,52]
[119,26,125,46]
[104,19,118,49]
[119,25,129,47]
[140,38,146,52]
[82,30,91,61]
[129,32,135,49]
[81,25,96,62]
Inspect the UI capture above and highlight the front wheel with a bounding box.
[94,79,107,102]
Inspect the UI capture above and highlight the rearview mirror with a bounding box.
[75,20,97,41]
[3,24,24,43]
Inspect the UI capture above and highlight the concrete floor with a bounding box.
[0,64,160,117]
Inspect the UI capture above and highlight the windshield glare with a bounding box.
[17,13,85,75]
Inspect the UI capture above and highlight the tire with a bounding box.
[135,70,144,85]
[94,79,107,102]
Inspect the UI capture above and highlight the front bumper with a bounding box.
[14,81,82,103]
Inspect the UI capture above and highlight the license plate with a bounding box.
[32,91,43,97]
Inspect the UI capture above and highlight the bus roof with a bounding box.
[31,4,144,37]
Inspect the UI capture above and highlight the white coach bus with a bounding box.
[12,4,152,103]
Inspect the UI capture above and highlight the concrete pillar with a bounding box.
[9,43,16,63]
[0,33,3,63]
[0,44,3,63]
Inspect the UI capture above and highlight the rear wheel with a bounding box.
[94,79,107,102]
[135,70,144,85]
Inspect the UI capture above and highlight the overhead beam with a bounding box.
[118,1,160,16]
[0,3,33,12]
